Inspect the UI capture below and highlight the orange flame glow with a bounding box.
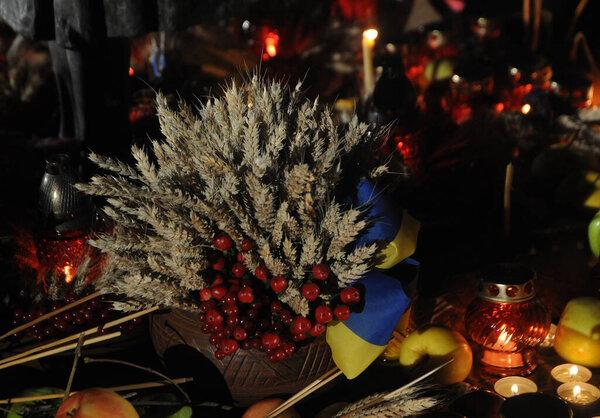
[63,265,73,283]
[265,32,279,58]
[521,103,531,114]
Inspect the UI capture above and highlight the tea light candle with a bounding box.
[551,364,592,383]
[539,323,556,348]
[494,376,538,398]
[557,382,600,405]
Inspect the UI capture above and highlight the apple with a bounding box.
[398,324,473,385]
[55,388,138,418]
[243,398,300,418]
[554,297,600,367]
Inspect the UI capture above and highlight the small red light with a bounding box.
[129,67,134,76]
[495,103,504,113]
[396,141,404,150]
[264,31,279,59]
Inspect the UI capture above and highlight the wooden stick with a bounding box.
[523,0,531,31]
[0,306,159,365]
[338,359,454,418]
[0,377,193,404]
[504,162,514,238]
[0,331,120,370]
[571,32,600,76]
[0,291,101,342]
[531,0,542,52]
[265,368,343,418]
[566,0,590,42]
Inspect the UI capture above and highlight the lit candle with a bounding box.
[362,29,378,98]
[494,376,538,398]
[551,363,592,383]
[557,382,600,405]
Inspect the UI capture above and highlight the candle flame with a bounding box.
[574,385,581,400]
[63,265,73,283]
[511,384,519,396]
[363,29,378,41]
[569,365,578,379]
[498,328,512,348]
[265,31,279,58]
[521,103,531,114]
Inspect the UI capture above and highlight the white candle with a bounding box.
[362,29,378,99]
[551,363,592,383]
[494,376,538,398]
[557,382,600,405]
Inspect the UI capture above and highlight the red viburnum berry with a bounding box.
[236,252,245,262]
[222,291,238,306]
[312,264,330,281]
[226,314,240,327]
[270,276,287,293]
[241,238,253,251]
[310,322,326,337]
[232,262,247,278]
[200,300,217,312]
[205,309,224,325]
[262,333,280,350]
[220,338,239,355]
[315,305,333,324]
[212,273,225,286]
[301,283,320,301]
[255,265,269,281]
[200,288,212,301]
[292,333,307,342]
[334,305,351,321]
[212,257,226,271]
[211,285,227,300]
[215,350,226,360]
[237,286,254,303]
[214,234,233,251]
[270,301,283,313]
[233,326,247,341]
[340,286,360,304]
[283,342,296,356]
[223,305,239,316]
[292,316,311,334]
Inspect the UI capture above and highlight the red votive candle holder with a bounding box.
[465,263,550,376]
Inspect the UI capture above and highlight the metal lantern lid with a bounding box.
[39,154,93,231]
[478,263,536,303]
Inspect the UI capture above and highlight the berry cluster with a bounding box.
[10,294,140,341]
[196,234,362,362]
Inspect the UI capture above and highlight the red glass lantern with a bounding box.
[465,264,550,377]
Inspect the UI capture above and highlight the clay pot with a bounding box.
[150,309,335,406]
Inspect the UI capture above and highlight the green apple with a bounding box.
[554,297,600,367]
[398,324,473,384]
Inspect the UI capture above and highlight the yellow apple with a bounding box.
[398,324,473,384]
[554,297,600,367]
[243,398,300,418]
[55,388,138,418]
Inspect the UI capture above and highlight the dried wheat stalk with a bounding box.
[79,74,394,313]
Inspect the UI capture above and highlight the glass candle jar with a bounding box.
[465,264,551,376]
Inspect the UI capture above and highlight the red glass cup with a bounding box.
[465,264,550,376]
